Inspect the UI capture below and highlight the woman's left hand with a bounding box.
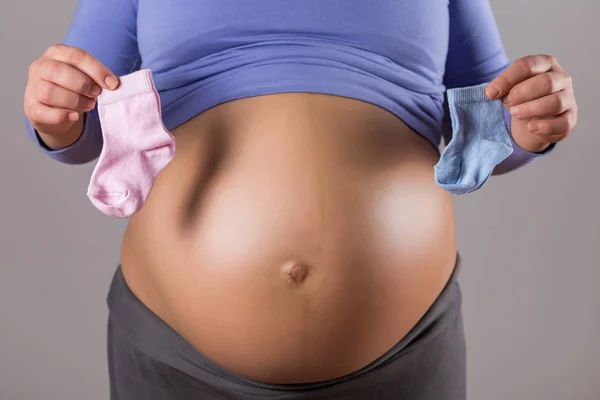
[486,54,577,153]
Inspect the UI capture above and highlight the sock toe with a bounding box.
[87,190,133,218]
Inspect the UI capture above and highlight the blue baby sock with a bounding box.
[434,82,514,195]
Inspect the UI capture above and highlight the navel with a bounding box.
[280,261,310,285]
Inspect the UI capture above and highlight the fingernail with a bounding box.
[68,112,80,121]
[529,122,541,133]
[104,76,118,89]
[509,106,520,116]
[503,94,512,105]
[487,85,500,99]
[90,85,101,96]
[86,99,96,110]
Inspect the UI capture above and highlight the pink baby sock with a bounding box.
[87,69,175,218]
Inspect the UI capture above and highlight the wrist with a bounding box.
[510,128,552,153]
[36,117,85,151]
[505,108,552,154]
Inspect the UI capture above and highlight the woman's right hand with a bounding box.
[24,44,120,137]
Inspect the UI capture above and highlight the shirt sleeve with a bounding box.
[442,0,554,173]
[24,0,141,165]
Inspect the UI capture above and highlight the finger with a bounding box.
[35,58,102,98]
[487,54,557,99]
[43,44,119,90]
[509,90,575,119]
[26,100,79,126]
[528,109,577,140]
[503,71,572,106]
[35,80,96,112]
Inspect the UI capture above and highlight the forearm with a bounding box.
[25,109,103,164]
[23,0,140,164]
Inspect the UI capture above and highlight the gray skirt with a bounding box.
[106,255,466,399]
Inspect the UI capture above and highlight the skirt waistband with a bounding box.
[106,253,463,395]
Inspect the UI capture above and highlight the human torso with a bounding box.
[120,93,457,383]
[118,0,458,384]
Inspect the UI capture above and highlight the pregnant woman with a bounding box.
[23,0,577,398]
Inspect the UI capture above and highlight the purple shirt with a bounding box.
[25,0,552,168]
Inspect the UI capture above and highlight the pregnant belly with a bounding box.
[119,93,457,384]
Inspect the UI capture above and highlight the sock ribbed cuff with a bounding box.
[98,69,155,105]
[447,82,492,104]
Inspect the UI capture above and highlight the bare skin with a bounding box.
[119,92,458,384]
[21,49,456,383]
[28,45,577,386]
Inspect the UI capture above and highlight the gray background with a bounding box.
[1,0,598,399]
